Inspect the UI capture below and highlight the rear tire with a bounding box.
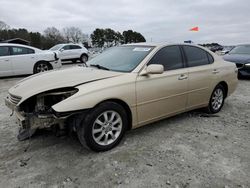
[205,84,225,114]
[76,102,128,152]
[33,62,52,74]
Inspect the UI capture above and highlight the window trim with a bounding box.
[181,45,213,68]
[206,52,214,64]
[147,45,185,72]
[0,46,11,57]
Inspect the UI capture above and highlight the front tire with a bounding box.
[77,102,128,152]
[206,84,225,114]
[33,62,51,74]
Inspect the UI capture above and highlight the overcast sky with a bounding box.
[0,0,250,45]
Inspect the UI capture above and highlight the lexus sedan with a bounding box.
[0,43,61,77]
[223,44,250,78]
[5,43,238,151]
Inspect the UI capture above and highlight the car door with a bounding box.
[70,45,82,59]
[0,46,13,76]
[10,46,35,75]
[136,45,188,126]
[181,45,217,110]
[60,45,72,60]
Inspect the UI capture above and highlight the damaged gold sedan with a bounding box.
[5,43,238,151]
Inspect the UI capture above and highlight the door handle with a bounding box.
[5,59,9,62]
[178,74,188,80]
[212,69,220,74]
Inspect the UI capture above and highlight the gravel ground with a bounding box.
[0,71,249,188]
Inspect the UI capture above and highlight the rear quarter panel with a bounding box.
[214,57,238,97]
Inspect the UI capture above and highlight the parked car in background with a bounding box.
[209,44,223,52]
[50,43,89,64]
[223,44,250,78]
[220,46,235,55]
[5,43,238,151]
[0,43,61,77]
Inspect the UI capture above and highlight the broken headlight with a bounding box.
[20,88,78,114]
[35,88,78,114]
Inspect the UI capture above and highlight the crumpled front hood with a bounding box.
[223,54,250,64]
[9,66,123,103]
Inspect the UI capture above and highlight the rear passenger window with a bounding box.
[183,46,210,67]
[148,46,183,71]
[70,45,81,49]
[0,46,10,56]
[12,47,35,55]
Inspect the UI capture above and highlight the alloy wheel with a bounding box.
[81,55,88,63]
[36,63,49,72]
[211,88,224,111]
[92,110,122,146]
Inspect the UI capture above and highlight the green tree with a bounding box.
[115,31,124,45]
[30,32,42,48]
[123,30,146,44]
[104,28,116,47]
[91,28,105,47]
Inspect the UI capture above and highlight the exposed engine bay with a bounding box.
[7,88,79,140]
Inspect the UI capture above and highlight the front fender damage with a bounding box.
[7,87,87,141]
[16,110,66,141]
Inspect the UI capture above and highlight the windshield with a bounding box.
[50,44,64,51]
[229,45,250,55]
[87,45,154,72]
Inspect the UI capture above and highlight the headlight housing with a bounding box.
[20,88,78,113]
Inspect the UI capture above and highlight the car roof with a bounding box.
[123,42,203,48]
[236,44,250,46]
[0,43,41,51]
[58,43,82,46]
[123,42,216,57]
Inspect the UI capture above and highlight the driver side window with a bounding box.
[148,45,184,71]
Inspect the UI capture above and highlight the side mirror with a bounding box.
[59,48,64,52]
[140,64,164,76]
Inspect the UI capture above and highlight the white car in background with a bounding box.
[50,43,89,64]
[0,43,62,77]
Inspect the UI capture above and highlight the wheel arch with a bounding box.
[81,53,89,58]
[217,81,228,98]
[33,60,52,73]
[94,98,133,130]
